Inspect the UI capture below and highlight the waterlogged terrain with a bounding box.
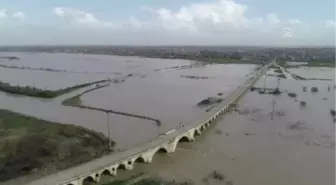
[97,67,335,185]
[288,67,335,80]
[81,64,256,130]
[1,52,334,185]
[0,52,256,149]
[0,67,110,90]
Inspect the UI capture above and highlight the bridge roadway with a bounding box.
[22,61,274,185]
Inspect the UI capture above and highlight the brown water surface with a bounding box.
[98,68,335,185]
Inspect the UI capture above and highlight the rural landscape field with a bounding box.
[0,0,335,184]
[0,46,335,185]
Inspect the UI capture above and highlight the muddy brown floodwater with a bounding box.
[0,52,256,149]
[1,52,334,185]
[81,63,256,130]
[97,67,335,185]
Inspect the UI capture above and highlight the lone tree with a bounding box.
[330,109,336,117]
[311,87,319,92]
[288,92,297,98]
[300,101,307,107]
[302,86,307,92]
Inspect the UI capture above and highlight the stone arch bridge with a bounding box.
[25,61,274,185]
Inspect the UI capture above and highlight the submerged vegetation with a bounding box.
[180,75,213,80]
[200,57,262,64]
[274,69,283,73]
[311,87,319,92]
[287,92,297,98]
[304,60,335,68]
[302,86,307,92]
[0,109,112,182]
[197,97,223,107]
[300,101,307,107]
[0,56,19,60]
[330,109,336,117]
[278,60,335,68]
[0,79,108,98]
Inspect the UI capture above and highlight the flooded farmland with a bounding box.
[97,67,335,185]
[81,63,256,130]
[0,52,334,185]
[0,52,256,149]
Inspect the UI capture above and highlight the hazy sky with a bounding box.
[0,0,335,46]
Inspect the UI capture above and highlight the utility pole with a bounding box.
[106,111,112,151]
[263,72,268,92]
[271,99,276,120]
[276,78,280,89]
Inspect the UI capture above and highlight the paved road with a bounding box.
[4,61,274,185]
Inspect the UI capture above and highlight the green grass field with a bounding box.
[0,109,112,182]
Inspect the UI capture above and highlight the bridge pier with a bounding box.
[194,127,202,136]
[99,165,118,177]
[79,173,100,185]
[120,160,134,170]
[136,152,155,164]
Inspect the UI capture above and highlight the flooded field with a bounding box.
[0,67,111,90]
[81,64,255,130]
[0,52,193,74]
[100,67,335,185]
[0,52,256,149]
[288,67,335,79]
[1,52,334,185]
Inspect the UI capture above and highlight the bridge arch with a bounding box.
[134,156,146,163]
[147,146,169,163]
[154,147,168,154]
[101,169,113,176]
[177,136,191,143]
[118,163,127,170]
[82,175,95,184]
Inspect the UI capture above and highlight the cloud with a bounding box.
[0,10,26,20]
[53,1,308,36]
[143,0,250,32]
[0,1,333,46]
[289,19,302,24]
[141,1,306,37]
[12,12,25,20]
[0,9,7,19]
[325,20,335,28]
[47,1,318,46]
[54,7,113,27]
[267,13,280,24]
